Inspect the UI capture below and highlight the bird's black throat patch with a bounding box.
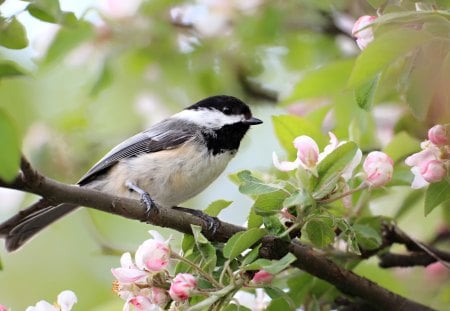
[202,123,251,155]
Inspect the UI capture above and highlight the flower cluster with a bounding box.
[25,291,77,311]
[405,124,449,189]
[273,132,393,188]
[111,231,197,310]
[352,15,377,50]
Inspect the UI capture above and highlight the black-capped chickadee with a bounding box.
[0,95,262,251]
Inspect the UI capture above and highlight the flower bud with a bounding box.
[57,291,77,311]
[428,124,448,146]
[150,287,170,306]
[169,273,197,301]
[363,151,394,187]
[352,15,377,50]
[293,136,319,168]
[420,160,446,183]
[135,231,171,272]
[251,270,274,285]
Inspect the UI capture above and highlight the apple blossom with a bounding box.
[135,230,171,272]
[293,136,320,168]
[0,305,9,311]
[149,287,170,306]
[251,270,274,284]
[420,160,446,183]
[363,151,394,187]
[352,15,377,50]
[25,291,77,311]
[169,273,197,301]
[111,252,148,284]
[124,295,160,311]
[428,124,448,146]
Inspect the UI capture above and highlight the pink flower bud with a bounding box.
[352,15,377,50]
[126,295,154,311]
[169,273,197,301]
[420,160,446,183]
[363,151,394,187]
[0,304,9,311]
[251,270,274,284]
[293,136,319,168]
[428,124,448,146]
[135,231,171,272]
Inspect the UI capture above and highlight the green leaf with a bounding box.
[0,110,21,181]
[0,61,27,78]
[204,200,232,217]
[253,190,288,216]
[366,0,386,8]
[272,115,326,158]
[284,59,355,102]
[353,224,382,250]
[223,228,267,260]
[303,219,335,248]
[247,207,263,228]
[223,304,251,311]
[355,74,379,110]
[191,225,217,273]
[241,245,261,266]
[241,258,272,271]
[425,180,450,216]
[383,131,420,163]
[314,142,358,199]
[283,189,313,209]
[348,28,432,88]
[26,0,76,25]
[0,17,28,49]
[261,253,297,275]
[237,170,281,195]
[267,297,294,311]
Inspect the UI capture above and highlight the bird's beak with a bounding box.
[243,117,263,125]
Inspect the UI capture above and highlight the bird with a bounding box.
[0,95,262,252]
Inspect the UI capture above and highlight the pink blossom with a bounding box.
[98,0,142,19]
[0,305,9,311]
[124,295,158,311]
[169,273,197,301]
[363,151,394,187]
[135,231,171,272]
[428,124,448,146]
[293,136,319,168]
[111,252,148,284]
[251,270,274,284]
[352,15,377,50]
[25,301,57,311]
[272,152,300,171]
[420,160,446,183]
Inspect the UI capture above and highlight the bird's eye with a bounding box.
[222,106,232,115]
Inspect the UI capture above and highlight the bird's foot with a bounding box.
[173,206,220,235]
[125,181,158,217]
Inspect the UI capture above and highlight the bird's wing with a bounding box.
[77,119,196,185]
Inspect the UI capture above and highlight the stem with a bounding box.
[187,279,244,311]
[353,188,371,217]
[219,260,230,285]
[319,183,368,205]
[278,222,301,238]
[171,253,222,288]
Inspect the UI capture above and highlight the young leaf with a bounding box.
[313,142,358,199]
[283,189,313,209]
[0,110,21,181]
[354,74,379,110]
[424,180,450,216]
[261,253,297,275]
[223,228,267,260]
[0,17,28,49]
[0,61,27,78]
[204,200,232,217]
[353,224,382,250]
[348,28,432,88]
[253,190,289,216]
[247,207,263,228]
[302,219,335,248]
[238,170,281,195]
[191,225,217,273]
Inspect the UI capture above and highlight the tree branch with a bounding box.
[0,157,436,310]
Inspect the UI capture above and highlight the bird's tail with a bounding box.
[0,200,78,252]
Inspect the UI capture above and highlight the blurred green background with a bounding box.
[0,0,449,309]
